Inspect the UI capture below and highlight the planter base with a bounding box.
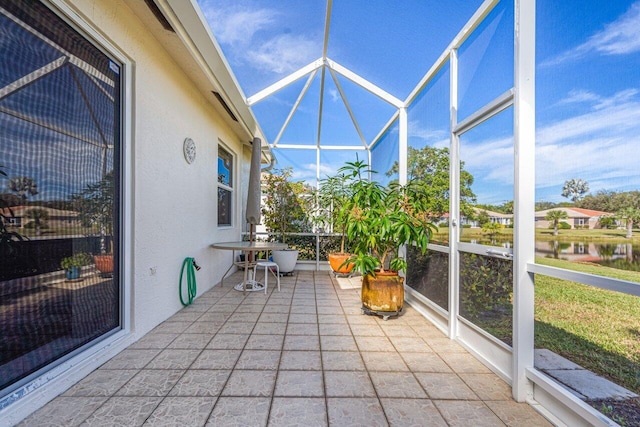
[361,305,402,321]
[279,271,296,277]
[361,272,404,317]
[233,281,265,292]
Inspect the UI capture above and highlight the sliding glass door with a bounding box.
[0,0,121,394]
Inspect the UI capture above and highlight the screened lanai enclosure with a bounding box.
[2,0,640,425]
[213,0,640,424]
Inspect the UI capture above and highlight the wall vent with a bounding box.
[212,91,238,122]
[144,0,175,32]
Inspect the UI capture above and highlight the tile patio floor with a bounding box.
[19,271,552,426]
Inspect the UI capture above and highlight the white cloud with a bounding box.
[462,135,514,184]
[318,163,337,178]
[328,89,340,103]
[290,162,321,183]
[541,2,640,66]
[247,34,319,74]
[537,91,640,146]
[557,88,640,111]
[593,88,639,110]
[407,120,448,147]
[536,89,640,191]
[557,89,601,106]
[199,2,320,76]
[203,7,277,46]
[584,2,640,55]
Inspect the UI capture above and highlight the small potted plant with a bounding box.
[61,252,92,280]
[261,168,311,273]
[343,159,436,319]
[316,169,355,275]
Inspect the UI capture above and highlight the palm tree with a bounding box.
[72,172,114,253]
[8,176,38,201]
[0,168,26,257]
[561,178,589,202]
[617,207,640,239]
[25,208,49,236]
[545,210,568,236]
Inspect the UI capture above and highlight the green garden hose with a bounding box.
[179,257,199,306]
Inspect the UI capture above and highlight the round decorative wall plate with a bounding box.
[183,138,196,164]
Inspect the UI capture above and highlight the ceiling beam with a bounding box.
[0,105,111,149]
[322,0,333,59]
[0,56,67,101]
[275,144,366,150]
[316,66,327,148]
[404,0,499,106]
[326,58,403,108]
[0,5,114,87]
[246,58,323,106]
[273,70,318,146]
[328,68,367,147]
[368,110,399,150]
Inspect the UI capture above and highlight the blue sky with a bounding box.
[199,0,640,207]
[0,9,118,202]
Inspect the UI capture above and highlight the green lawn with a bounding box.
[535,257,640,393]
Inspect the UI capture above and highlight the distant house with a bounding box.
[534,207,613,230]
[0,206,80,230]
[464,208,513,228]
[438,208,513,228]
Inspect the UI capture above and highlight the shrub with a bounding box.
[61,252,92,269]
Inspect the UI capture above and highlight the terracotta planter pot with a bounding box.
[94,255,114,274]
[328,253,354,274]
[361,271,404,314]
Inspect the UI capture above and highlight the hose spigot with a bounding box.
[192,259,201,271]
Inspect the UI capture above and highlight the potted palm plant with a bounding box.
[316,171,355,275]
[262,168,311,273]
[342,159,436,319]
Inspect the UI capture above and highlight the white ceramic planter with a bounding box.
[271,249,298,273]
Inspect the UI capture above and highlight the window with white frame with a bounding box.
[217,144,233,226]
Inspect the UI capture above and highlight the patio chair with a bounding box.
[253,260,280,294]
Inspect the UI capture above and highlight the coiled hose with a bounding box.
[179,257,199,306]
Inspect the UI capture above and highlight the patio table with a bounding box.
[211,241,288,292]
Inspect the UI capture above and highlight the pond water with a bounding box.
[456,235,640,272]
[535,241,640,272]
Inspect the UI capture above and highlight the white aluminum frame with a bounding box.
[529,263,640,297]
[448,47,461,340]
[246,59,324,106]
[513,0,536,402]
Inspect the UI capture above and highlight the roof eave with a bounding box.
[131,0,274,161]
